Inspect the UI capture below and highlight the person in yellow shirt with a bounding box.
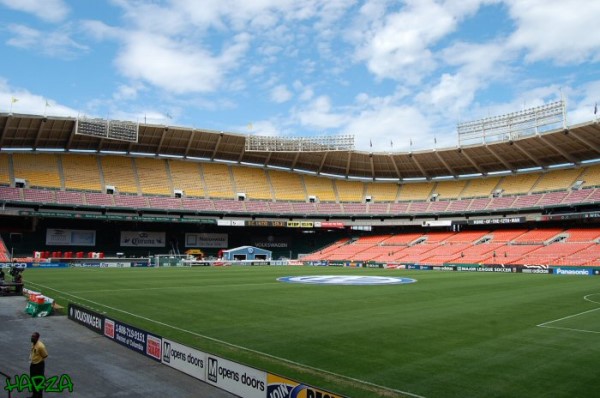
[29,331,48,398]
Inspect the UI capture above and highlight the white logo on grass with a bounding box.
[277,275,416,285]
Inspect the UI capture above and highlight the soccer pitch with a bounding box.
[24,266,600,398]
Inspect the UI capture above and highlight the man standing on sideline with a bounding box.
[29,331,48,398]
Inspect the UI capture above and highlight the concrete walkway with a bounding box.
[0,296,236,398]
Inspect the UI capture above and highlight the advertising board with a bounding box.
[267,374,345,398]
[206,355,266,398]
[185,233,228,248]
[68,304,104,335]
[46,229,96,246]
[161,339,206,381]
[553,267,593,276]
[120,231,165,247]
[103,318,162,361]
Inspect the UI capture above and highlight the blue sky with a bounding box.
[0,0,599,152]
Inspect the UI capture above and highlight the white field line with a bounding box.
[27,281,426,398]
[536,293,600,335]
[70,282,278,294]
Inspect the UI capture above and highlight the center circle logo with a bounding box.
[277,275,417,285]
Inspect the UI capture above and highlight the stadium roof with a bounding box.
[1,113,600,180]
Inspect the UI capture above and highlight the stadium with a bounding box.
[1,101,600,398]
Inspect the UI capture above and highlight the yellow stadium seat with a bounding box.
[62,154,102,192]
[335,180,365,202]
[432,180,467,200]
[364,182,399,202]
[460,177,501,198]
[168,160,205,198]
[268,170,306,201]
[136,158,171,196]
[100,156,138,194]
[497,173,540,195]
[0,153,11,185]
[579,165,600,188]
[12,153,61,189]
[202,163,234,199]
[304,175,336,202]
[231,166,272,200]
[531,168,583,193]
[398,182,434,201]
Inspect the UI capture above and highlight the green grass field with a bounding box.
[23,266,600,398]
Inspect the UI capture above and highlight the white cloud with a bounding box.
[247,120,281,136]
[506,0,600,64]
[295,95,349,129]
[354,0,457,82]
[114,31,250,94]
[0,80,77,117]
[345,104,432,151]
[0,0,69,23]
[6,24,89,58]
[418,41,510,116]
[270,84,293,103]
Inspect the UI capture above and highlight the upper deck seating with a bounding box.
[579,165,600,188]
[101,156,138,194]
[12,153,61,189]
[336,180,364,202]
[232,166,272,201]
[62,155,102,192]
[136,158,171,196]
[303,175,336,202]
[364,182,398,202]
[497,173,540,195]
[460,177,500,198]
[433,180,467,200]
[398,182,434,201]
[202,163,234,199]
[268,170,306,202]
[532,168,583,193]
[168,160,205,198]
[0,153,11,186]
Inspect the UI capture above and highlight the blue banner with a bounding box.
[103,317,162,362]
[553,267,593,276]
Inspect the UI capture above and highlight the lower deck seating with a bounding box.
[305,228,600,266]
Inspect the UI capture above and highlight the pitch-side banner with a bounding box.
[103,317,162,362]
[267,374,345,398]
[161,339,206,381]
[120,231,165,247]
[68,303,104,335]
[46,229,96,246]
[206,355,266,398]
